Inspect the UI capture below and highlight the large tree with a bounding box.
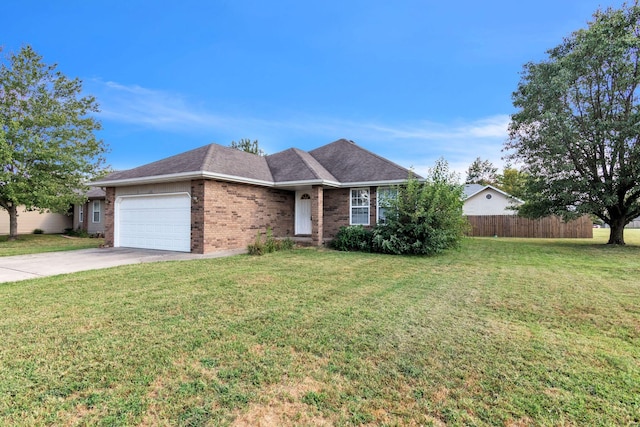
[506,3,640,245]
[464,157,498,186]
[496,166,528,200]
[0,46,107,239]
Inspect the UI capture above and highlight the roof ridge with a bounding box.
[295,148,339,182]
[342,139,415,175]
[310,138,417,178]
[201,143,219,171]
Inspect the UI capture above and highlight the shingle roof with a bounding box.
[309,139,417,183]
[266,148,337,183]
[463,184,486,198]
[102,144,273,183]
[86,187,106,199]
[94,138,416,187]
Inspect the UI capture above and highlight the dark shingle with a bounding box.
[201,144,273,182]
[266,148,337,183]
[309,139,418,183]
[100,144,272,183]
[96,140,416,186]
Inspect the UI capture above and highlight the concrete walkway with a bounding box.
[0,247,245,283]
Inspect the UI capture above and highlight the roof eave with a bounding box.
[91,171,206,187]
[273,179,341,189]
[337,179,414,188]
[92,174,415,190]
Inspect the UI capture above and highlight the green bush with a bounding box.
[331,225,373,252]
[65,228,89,238]
[32,228,44,234]
[247,228,295,255]
[372,159,468,255]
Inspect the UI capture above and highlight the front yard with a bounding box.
[0,234,103,256]
[0,230,638,425]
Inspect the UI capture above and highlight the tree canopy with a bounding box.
[229,139,265,156]
[0,46,107,238]
[465,157,498,186]
[505,3,640,245]
[496,166,528,200]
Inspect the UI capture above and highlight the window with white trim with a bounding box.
[350,188,370,225]
[377,187,398,224]
[92,200,101,223]
[79,205,84,223]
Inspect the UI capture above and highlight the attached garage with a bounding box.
[115,193,191,252]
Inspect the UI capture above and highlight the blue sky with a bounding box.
[3,0,627,178]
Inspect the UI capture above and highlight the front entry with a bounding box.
[295,192,312,235]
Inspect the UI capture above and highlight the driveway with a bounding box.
[0,247,246,283]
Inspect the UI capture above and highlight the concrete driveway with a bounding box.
[0,247,245,283]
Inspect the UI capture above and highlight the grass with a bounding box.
[0,229,638,425]
[0,234,104,256]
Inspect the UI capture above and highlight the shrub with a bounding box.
[247,232,264,255]
[247,228,295,255]
[32,228,44,234]
[372,159,468,255]
[331,225,373,252]
[66,228,89,238]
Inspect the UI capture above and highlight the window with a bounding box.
[350,188,370,225]
[92,200,101,223]
[79,205,84,223]
[377,187,398,224]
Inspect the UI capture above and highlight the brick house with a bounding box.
[92,139,416,253]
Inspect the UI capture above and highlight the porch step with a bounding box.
[288,236,314,247]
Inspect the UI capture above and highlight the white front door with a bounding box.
[295,192,312,235]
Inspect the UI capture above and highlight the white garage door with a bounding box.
[116,193,191,252]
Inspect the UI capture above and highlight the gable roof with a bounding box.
[463,184,524,203]
[93,138,416,188]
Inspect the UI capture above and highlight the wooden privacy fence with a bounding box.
[465,215,593,238]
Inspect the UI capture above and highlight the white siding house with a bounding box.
[0,207,72,235]
[463,184,523,216]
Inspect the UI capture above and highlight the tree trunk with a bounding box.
[607,216,626,245]
[7,205,19,240]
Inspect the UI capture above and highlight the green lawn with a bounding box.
[0,234,104,256]
[0,230,638,426]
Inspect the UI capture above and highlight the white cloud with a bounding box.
[87,80,511,180]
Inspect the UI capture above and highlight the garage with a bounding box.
[115,193,191,252]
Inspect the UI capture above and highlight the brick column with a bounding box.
[369,186,377,227]
[104,187,115,247]
[311,185,324,246]
[191,180,205,254]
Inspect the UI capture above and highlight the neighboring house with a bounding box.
[92,139,416,253]
[462,184,523,216]
[627,217,640,228]
[72,187,106,236]
[0,207,72,235]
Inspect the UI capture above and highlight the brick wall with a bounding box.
[311,186,324,245]
[191,180,206,253]
[195,180,294,253]
[104,187,115,247]
[322,188,350,240]
[323,187,379,242]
